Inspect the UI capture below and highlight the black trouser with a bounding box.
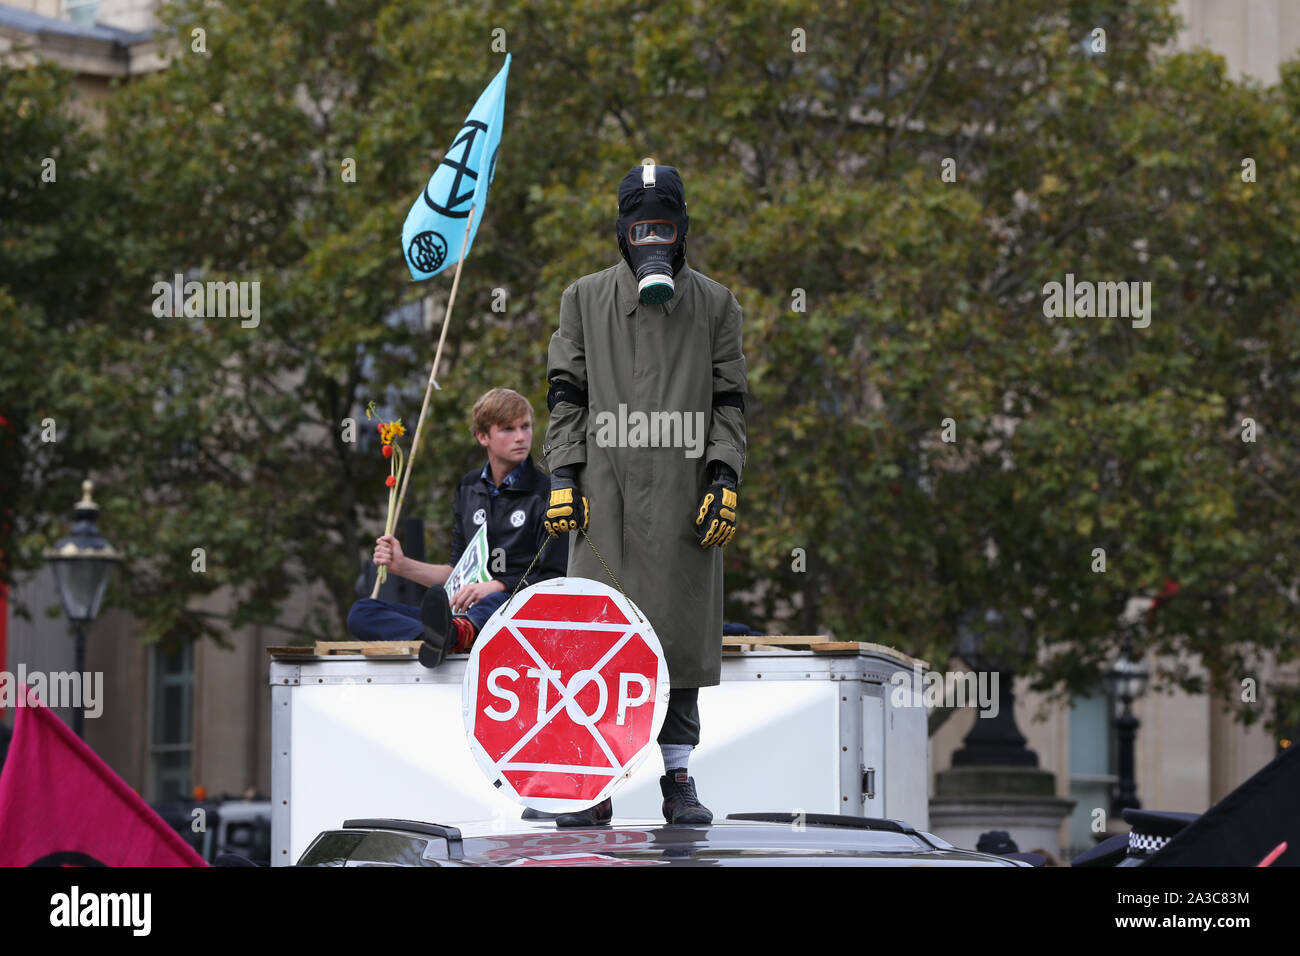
[656,688,700,746]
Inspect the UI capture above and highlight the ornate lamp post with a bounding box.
[43,479,121,737]
[1105,643,1150,814]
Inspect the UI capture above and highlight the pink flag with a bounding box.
[0,685,206,866]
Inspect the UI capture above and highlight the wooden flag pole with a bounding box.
[371,204,477,600]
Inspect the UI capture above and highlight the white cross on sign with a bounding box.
[462,577,670,812]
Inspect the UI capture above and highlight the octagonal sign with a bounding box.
[462,577,670,812]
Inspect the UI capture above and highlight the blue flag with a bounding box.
[402,54,510,281]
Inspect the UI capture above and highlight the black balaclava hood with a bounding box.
[616,162,689,305]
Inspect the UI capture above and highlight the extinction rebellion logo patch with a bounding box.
[407,231,448,273]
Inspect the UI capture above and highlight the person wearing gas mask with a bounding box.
[542,161,747,828]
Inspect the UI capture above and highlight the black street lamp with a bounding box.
[43,479,121,737]
[1105,643,1150,814]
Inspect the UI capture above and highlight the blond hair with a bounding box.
[471,387,533,437]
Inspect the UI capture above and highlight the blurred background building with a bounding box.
[2,0,1296,856]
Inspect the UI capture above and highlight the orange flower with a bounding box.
[378,420,407,445]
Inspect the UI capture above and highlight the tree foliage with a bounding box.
[3,0,1297,724]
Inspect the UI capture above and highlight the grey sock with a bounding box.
[661,743,693,773]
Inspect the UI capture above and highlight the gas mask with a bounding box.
[616,161,689,305]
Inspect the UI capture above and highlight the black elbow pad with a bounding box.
[546,379,589,412]
[712,391,745,412]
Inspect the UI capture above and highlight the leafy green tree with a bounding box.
[4,0,1297,728]
[1,61,119,601]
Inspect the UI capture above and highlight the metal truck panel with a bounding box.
[270,646,927,865]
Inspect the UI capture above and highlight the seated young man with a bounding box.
[347,387,567,667]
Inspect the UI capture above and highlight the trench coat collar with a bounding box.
[616,257,694,317]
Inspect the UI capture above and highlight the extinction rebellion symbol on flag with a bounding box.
[407,231,448,273]
[463,578,669,813]
[423,119,486,217]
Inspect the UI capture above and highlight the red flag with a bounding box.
[1258,841,1287,867]
[0,685,207,866]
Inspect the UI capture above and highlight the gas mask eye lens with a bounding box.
[629,220,677,245]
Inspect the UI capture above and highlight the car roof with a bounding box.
[299,815,1025,867]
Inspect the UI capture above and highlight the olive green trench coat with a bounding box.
[542,259,748,688]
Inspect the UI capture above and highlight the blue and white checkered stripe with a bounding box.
[1127,832,1171,857]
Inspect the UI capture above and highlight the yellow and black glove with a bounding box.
[695,462,738,548]
[544,465,590,537]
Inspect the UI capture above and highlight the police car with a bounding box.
[153,794,272,866]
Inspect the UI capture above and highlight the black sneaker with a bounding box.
[417,587,454,669]
[555,797,613,828]
[660,769,713,825]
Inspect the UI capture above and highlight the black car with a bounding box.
[296,813,1028,867]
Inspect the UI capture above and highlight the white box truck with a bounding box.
[269,642,929,866]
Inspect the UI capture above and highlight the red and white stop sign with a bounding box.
[462,577,670,812]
